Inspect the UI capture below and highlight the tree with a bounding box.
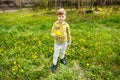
[55,0,57,10]
[31,0,49,10]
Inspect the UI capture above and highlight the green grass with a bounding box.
[0,10,120,80]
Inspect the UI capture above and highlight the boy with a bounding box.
[51,8,71,73]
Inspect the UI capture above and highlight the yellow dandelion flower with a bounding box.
[12,68,15,71]
[99,64,102,67]
[81,47,84,50]
[13,61,16,65]
[38,42,42,46]
[79,76,83,79]
[54,30,61,36]
[33,46,35,48]
[33,38,37,41]
[13,72,16,75]
[35,52,37,54]
[66,52,69,55]
[75,60,78,62]
[32,55,37,59]
[90,44,92,46]
[20,69,24,73]
[83,39,85,42]
[86,63,90,66]
[50,50,52,53]
[99,52,102,55]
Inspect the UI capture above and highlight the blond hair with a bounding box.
[57,8,66,15]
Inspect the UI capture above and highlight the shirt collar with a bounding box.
[56,21,66,25]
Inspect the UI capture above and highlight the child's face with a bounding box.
[57,14,66,23]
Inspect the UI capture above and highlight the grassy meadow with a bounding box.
[0,10,120,80]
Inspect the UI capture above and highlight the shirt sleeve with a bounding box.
[66,24,71,44]
[51,23,56,37]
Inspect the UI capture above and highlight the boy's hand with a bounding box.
[67,44,70,47]
[51,33,60,38]
[67,41,71,47]
[51,33,56,37]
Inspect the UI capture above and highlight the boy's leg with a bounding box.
[60,43,67,59]
[52,44,60,73]
[53,44,60,65]
[60,43,67,65]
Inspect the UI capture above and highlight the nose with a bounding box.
[60,16,63,19]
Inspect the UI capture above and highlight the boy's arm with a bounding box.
[66,24,71,45]
[51,23,56,37]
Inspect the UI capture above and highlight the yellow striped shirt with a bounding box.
[51,21,71,44]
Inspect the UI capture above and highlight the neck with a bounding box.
[58,21,64,23]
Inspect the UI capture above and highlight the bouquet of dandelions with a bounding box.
[54,30,61,37]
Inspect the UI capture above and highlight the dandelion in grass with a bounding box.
[32,54,38,59]
[20,69,24,73]
[99,52,102,55]
[86,63,90,66]
[38,42,42,46]
[99,64,102,67]
[13,61,16,65]
[81,47,84,50]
